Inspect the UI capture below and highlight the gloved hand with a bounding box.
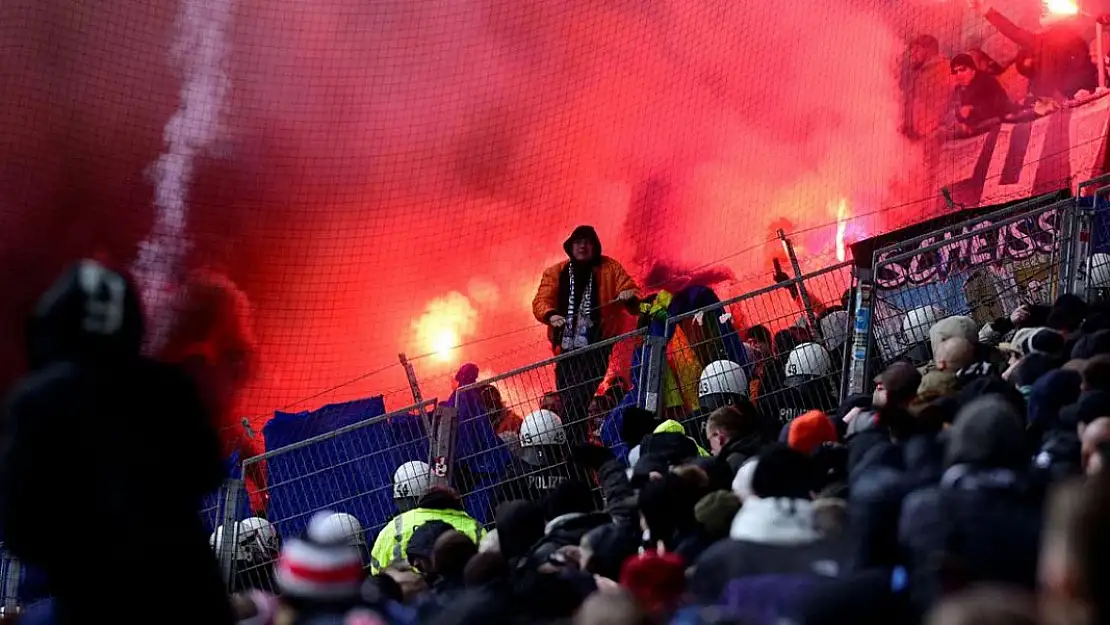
[549,314,567,328]
[772,259,798,299]
[617,290,637,302]
[570,443,616,470]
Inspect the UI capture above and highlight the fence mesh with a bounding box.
[663,263,854,441]
[867,200,1073,373]
[223,400,436,592]
[5,0,1110,436]
[4,0,1110,608]
[449,330,646,525]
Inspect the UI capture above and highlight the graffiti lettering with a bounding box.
[874,212,1058,290]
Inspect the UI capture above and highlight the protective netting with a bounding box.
[2,0,1110,426]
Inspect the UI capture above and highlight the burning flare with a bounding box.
[835,198,850,262]
[413,291,478,362]
[1044,0,1079,16]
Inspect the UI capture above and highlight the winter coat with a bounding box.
[905,55,953,139]
[984,9,1096,98]
[532,232,639,353]
[690,498,849,625]
[956,72,1012,126]
[899,466,1042,612]
[848,431,944,570]
[527,512,612,566]
[0,262,234,625]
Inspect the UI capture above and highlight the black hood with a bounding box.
[562,225,602,261]
[26,260,144,370]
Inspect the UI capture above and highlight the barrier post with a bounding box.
[779,229,823,342]
[218,477,244,591]
[638,334,666,416]
[428,402,456,489]
[1,548,20,615]
[845,268,874,396]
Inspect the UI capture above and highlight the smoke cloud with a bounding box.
[134,0,234,353]
[0,0,967,415]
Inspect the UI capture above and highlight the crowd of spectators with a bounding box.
[903,0,1106,142]
[5,254,1110,625]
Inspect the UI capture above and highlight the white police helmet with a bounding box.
[698,360,749,398]
[519,409,566,447]
[239,516,280,554]
[392,460,432,500]
[1090,253,1110,289]
[309,511,366,547]
[210,523,247,561]
[819,310,851,351]
[785,342,834,379]
[902,306,941,346]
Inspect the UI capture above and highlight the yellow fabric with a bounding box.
[369,507,483,574]
[652,420,710,457]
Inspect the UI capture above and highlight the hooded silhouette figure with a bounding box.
[0,260,234,625]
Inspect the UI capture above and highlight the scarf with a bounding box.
[562,266,594,352]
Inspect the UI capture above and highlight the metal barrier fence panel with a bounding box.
[450,330,647,526]
[225,399,437,592]
[1073,176,1110,303]
[663,262,854,441]
[861,199,1074,385]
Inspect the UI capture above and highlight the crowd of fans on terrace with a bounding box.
[4,239,1110,625]
[904,0,1110,141]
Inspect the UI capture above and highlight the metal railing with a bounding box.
[845,197,1076,394]
[448,329,648,524]
[218,399,437,592]
[661,261,854,439]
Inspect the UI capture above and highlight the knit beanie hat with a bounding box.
[731,459,759,500]
[751,445,813,499]
[275,512,365,601]
[694,491,741,539]
[406,520,454,565]
[494,500,545,561]
[620,551,686,616]
[787,410,839,455]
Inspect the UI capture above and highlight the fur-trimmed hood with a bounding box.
[729,497,821,546]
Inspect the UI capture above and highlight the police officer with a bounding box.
[495,409,599,510]
[368,478,482,574]
[760,342,839,428]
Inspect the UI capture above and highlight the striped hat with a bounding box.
[275,512,365,601]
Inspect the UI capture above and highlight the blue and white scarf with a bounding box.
[562,268,594,352]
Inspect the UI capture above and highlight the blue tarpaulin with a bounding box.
[261,396,428,539]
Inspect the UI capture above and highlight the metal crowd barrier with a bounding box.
[844,195,1078,395]
[219,400,437,592]
[662,262,854,440]
[450,330,647,525]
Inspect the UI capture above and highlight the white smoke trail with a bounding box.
[133,0,234,352]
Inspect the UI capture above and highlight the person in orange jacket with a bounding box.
[532,225,639,445]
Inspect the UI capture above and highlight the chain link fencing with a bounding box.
[1072,174,1110,305]
[660,262,854,442]
[845,197,1076,395]
[209,399,437,593]
[448,330,647,525]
